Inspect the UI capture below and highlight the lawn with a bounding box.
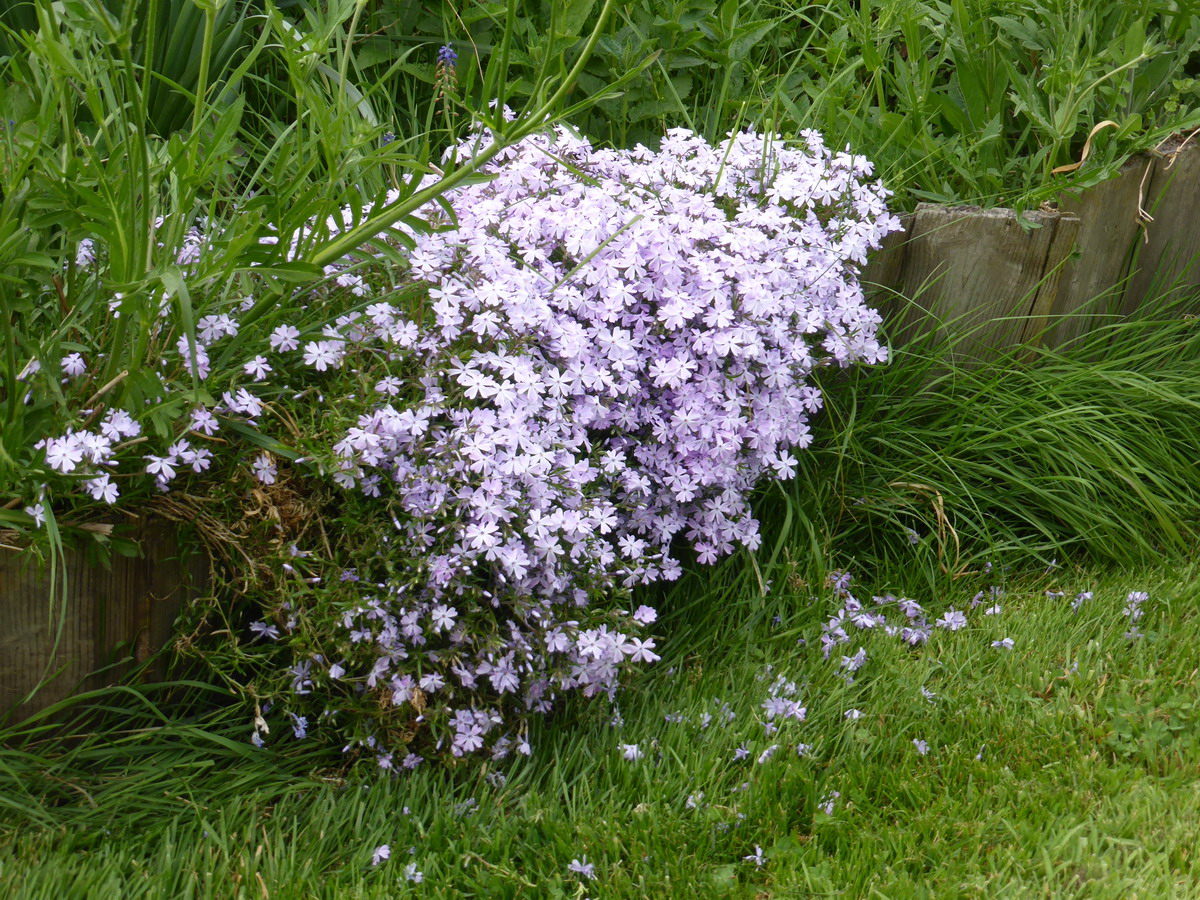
[4,560,1200,898]
[3,1,1200,897]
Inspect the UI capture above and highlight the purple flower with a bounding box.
[249,620,280,641]
[46,436,85,473]
[243,355,272,380]
[62,353,86,377]
[371,845,390,867]
[631,605,657,625]
[913,738,929,755]
[302,340,343,371]
[144,453,178,482]
[625,637,660,663]
[935,609,967,631]
[829,571,853,594]
[24,503,45,528]
[568,856,595,880]
[251,452,277,484]
[189,408,219,436]
[840,647,868,672]
[85,475,119,504]
[269,324,300,352]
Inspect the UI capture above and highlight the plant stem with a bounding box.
[308,0,618,270]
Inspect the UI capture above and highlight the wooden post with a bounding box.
[1052,155,1151,346]
[1123,141,1200,315]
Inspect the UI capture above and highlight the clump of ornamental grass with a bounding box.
[12,122,901,764]
[750,296,1200,598]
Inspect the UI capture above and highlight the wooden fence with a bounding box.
[0,521,207,722]
[864,141,1200,356]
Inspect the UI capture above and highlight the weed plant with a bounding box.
[344,0,1200,210]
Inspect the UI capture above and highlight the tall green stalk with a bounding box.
[309,0,621,270]
[191,0,218,162]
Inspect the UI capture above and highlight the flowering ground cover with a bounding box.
[3,1,1200,896]
[3,559,1199,898]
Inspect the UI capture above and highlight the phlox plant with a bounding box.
[20,122,900,764]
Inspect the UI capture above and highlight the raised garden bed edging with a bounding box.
[864,141,1200,356]
[0,521,208,723]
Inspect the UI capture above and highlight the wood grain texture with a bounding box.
[873,204,1079,361]
[1124,144,1200,315]
[0,522,207,722]
[1053,155,1150,345]
[864,145,1200,355]
[1021,210,1081,348]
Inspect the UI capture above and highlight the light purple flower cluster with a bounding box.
[27,122,899,762]
[818,569,1025,669]
[269,125,897,757]
[321,124,897,586]
[1123,590,1148,640]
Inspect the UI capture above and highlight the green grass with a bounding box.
[346,0,1200,211]
[3,557,1199,898]
[780,299,1200,582]
[3,3,1200,895]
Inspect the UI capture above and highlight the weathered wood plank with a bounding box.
[1052,155,1151,346]
[0,522,207,722]
[1124,142,1200,314]
[877,203,1078,361]
[1021,210,1081,347]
